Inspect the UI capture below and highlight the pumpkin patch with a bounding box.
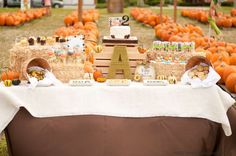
[130,7,236,93]
[64,9,99,26]
[181,9,236,28]
[0,8,47,26]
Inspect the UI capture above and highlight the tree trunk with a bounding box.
[137,0,145,7]
[78,0,83,22]
[234,0,236,8]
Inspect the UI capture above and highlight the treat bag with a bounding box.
[181,65,221,88]
[28,70,62,88]
[44,70,63,86]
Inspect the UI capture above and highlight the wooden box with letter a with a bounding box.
[94,37,146,79]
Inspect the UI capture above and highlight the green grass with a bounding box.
[0,135,8,156]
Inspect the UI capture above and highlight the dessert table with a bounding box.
[0,83,235,156]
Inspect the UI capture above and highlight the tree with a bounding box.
[137,0,145,6]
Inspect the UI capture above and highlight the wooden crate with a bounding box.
[94,45,146,78]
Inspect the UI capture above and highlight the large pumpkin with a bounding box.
[230,54,236,65]
[5,15,15,26]
[215,63,229,84]
[210,51,230,65]
[225,73,236,93]
[222,65,236,82]
[222,17,232,28]
[83,15,94,23]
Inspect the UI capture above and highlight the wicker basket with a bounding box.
[22,57,51,80]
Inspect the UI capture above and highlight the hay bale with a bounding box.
[9,45,84,83]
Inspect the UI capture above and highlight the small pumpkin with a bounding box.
[4,80,12,87]
[137,47,147,54]
[96,77,106,83]
[94,45,103,53]
[134,74,142,82]
[12,79,21,86]
[93,69,103,81]
[1,68,19,81]
[168,75,177,84]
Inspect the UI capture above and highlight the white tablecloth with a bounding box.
[0,83,235,136]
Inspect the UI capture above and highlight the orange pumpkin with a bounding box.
[0,14,6,26]
[64,16,74,26]
[5,15,15,26]
[215,63,229,84]
[206,51,212,61]
[222,17,232,28]
[225,73,236,93]
[84,61,93,73]
[73,22,84,29]
[93,70,103,81]
[230,54,236,65]
[232,17,236,27]
[210,52,230,65]
[83,15,94,23]
[1,69,19,81]
[222,66,236,82]
[231,8,236,17]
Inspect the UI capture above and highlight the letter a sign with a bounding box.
[107,46,132,79]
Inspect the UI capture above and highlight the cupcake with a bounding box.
[46,37,55,45]
[59,37,66,43]
[54,36,60,42]
[36,36,41,44]
[40,37,46,45]
[28,37,36,46]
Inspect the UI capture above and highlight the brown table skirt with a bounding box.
[5,107,236,156]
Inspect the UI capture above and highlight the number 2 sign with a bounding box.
[109,15,130,27]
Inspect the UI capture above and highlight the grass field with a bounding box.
[0,6,236,156]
